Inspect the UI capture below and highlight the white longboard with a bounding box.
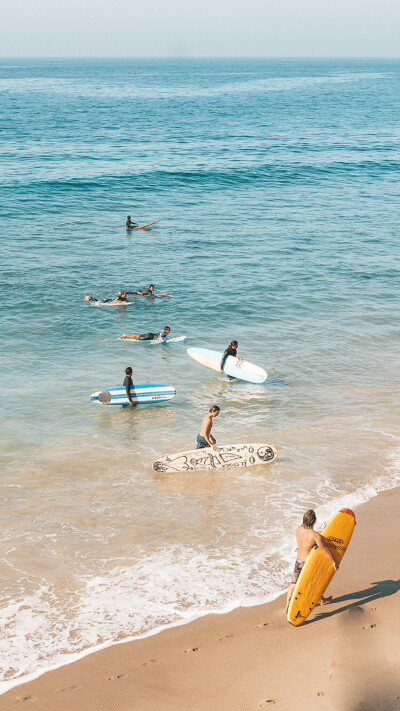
[119,335,186,344]
[90,383,176,406]
[153,443,278,472]
[187,347,267,384]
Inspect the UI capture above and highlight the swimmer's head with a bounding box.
[125,366,133,376]
[127,215,131,219]
[231,340,238,348]
[149,284,155,291]
[302,510,316,529]
[84,295,93,301]
[120,291,127,297]
[209,405,220,417]
[164,326,171,334]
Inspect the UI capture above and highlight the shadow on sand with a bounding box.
[305,579,400,625]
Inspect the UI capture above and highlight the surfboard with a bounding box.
[153,443,277,473]
[287,508,356,627]
[119,336,186,344]
[187,348,267,384]
[118,220,160,230]
[90,383,176,406]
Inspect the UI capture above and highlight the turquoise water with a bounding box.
[1,58,400,690]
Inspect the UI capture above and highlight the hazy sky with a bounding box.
[1,0,399,57]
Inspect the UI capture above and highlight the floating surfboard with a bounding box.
[187,347,267,384]
[119,220,160,230]
[90,383,176,406]
[287,508,356,627]
[153,443,277,473]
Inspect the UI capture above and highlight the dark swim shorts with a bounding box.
[196,435,210,449]
[292,559,305,584]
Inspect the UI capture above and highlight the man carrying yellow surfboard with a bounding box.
[285,509,338,614]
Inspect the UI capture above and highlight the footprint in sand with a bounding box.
[260,699,279,707]
[219,634,234,641]
[184,646,199,653]
[362,624,376,629]
[108,674,126,681]
[61,685,80,692]
[143,658,159,665]
[257,622,269,628]
[16,696,37,703]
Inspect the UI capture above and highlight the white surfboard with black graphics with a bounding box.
[153,443,277,473]
[90,383,176,406]
[187,347,267,384]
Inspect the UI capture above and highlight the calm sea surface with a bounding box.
[1,58,400,691]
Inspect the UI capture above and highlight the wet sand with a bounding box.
[1,486,399,711]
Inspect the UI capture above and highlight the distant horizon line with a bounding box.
[1,55,399,60]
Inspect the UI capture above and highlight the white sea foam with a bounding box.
[1,451,399,696]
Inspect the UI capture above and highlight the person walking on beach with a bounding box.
[124,366,136,406]
[196,405,220,450]
[121,326,171,342]
[220,340,238,375]
[126,216,139,229]
[285,509,339,614]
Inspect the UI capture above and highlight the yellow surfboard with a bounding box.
[287,508,356,626]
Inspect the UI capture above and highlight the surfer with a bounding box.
[84,291,129,304]
[285,509,339,614]
[124,366,135,406]
[121,326,171,342]
[119,285,171,298]
[220,340,238,375]
[196,405,220,450]
[125,284,155,296]
[126,216,139,229]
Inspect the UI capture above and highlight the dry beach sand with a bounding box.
[1,486,399,711]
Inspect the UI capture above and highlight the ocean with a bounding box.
[0,57,399,692]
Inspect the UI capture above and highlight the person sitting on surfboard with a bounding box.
[84,291,129,304]
[220,340,238,375]
[285,509,339,614]
[196,405,220,450]
[124,366,135,406]
[126,216,139,229]
[121,326,171,342]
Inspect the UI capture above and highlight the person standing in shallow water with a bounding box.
[285,509,338,614]
[220,340,238,379]
[196,405,220,450]
[124,366,136,406]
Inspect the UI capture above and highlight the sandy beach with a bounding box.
[1,485,399,711]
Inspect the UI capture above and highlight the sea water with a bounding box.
[1,58,400,691]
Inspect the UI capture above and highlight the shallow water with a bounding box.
[1,58,400,691]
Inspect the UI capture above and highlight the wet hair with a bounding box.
[125,367,133,375]
[302,509,316,529]
[209,405,220,413]
[164,326,171,332]
[120,291,127,295]
[149,284,155,289]
[231,340,238,347]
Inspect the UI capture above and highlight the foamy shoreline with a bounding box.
[1,485,399,710]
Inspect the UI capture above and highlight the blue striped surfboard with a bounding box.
[90,383,176,406]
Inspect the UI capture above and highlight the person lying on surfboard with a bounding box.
[120,285,171,297]
[285,509,339,614]
[84,291,129,304]
[220,340,238,377]
[126,216,139,229]
[196,405,220,450]
[121,326,171,342]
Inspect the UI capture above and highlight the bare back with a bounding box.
[296,526,323,561]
